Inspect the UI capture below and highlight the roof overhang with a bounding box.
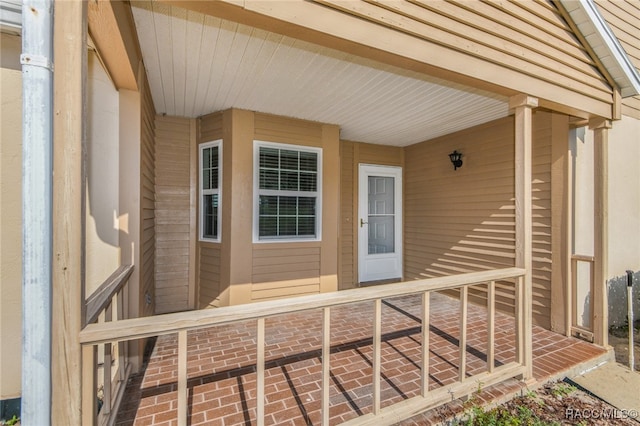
[130,2,510,146]
[559,0,640,98]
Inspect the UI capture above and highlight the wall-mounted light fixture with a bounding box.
[449,150,463,170]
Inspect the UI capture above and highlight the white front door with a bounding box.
[358,164,403,283]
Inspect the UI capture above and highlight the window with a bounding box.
[200,140,221,242]
[254,141,322,242]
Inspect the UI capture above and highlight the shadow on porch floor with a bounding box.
[115,292,608,426]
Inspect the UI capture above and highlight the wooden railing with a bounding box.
[80,267,528,426]
[83,264,134,426]
[570,254,595,342]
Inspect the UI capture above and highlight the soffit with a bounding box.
[131,1,508,147]
[0,0,21,34]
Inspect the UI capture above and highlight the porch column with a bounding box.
[510,94,538,380]
[590,117,611,347]
[52,0,87,423]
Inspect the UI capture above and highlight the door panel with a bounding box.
[358,165,402,283]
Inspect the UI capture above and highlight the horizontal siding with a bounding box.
[252,245,321,301]
[338,141,403,289]
[531,112,553,329]
[140,76,156,317]
[154,115,192,313]
[357,142,403,166]
[404,114,552,328]
[595,0,640,119]
[339,141,355,289]
[197,111,224,308]
[199,244,222,308]
[314,0,611,104]
[199,111,224,141]
[254,112,324,146]
[250,113,327,301]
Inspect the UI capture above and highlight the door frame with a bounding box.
[358,164,403,283]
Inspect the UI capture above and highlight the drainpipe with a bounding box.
[627,270,635,371]
[21,0,53,424]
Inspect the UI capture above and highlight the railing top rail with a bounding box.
[85,264,134,325]
[80,267,525,346]
[571,254,595,262]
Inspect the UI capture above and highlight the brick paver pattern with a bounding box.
[115,292,606,426]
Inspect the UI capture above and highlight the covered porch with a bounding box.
[43,0,622,425]
[80,269,610,426]
[111,284,608,426]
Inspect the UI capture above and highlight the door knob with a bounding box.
[360,218,368,227]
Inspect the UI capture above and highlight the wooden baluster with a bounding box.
[589,260,595,333]
[569,258,577,337]
[421,291,430,397]
[103,302,113,415]
[487,281,495,373]
[82,345,97,426]
[177,330,188,426]
[515,276,524,365]
[459,287,468,382]
[322,307,331,426]
[116,289,126,381]
[373,299,381,414]
[257,318,266,426]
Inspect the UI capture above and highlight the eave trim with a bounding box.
[560,0,640,98]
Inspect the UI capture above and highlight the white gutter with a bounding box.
[21,0,53,424]
[560,0,640,98]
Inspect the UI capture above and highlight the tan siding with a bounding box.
[339,141,355,289]
[313,0,611,106]
[197,112,224,308]
[154,115,191,313]
[199,111,224,141]
[532,112,553,329]
[199,244,222,308]
[338,141,403,288]
[404,114,553,328]
[140,76,156,317]
[595,0,640,119]
[357,142,404,166]
[254,112,324,146]
[252,245,321,300]
[250,113,326,300]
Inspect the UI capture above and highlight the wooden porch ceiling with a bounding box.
[130,1,509,147]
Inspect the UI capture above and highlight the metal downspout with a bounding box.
[21,0,53,424]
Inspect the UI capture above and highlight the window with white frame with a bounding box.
[254,141,322,241]
[200,140,221,242]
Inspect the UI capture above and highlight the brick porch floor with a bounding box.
[115,292,608,426]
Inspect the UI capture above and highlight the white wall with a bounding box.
[572,127,594,328]
[86,51,120,294]
[573,115,640,327]
[606,115,640,326]
[0,32,23,401]
[1,42,124,402]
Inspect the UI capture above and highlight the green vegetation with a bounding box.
[549,382,576,398]
[458,404,557,426]
[4,415,19,426]
[452,381,581,426]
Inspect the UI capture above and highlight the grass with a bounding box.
[459,404,555,426]
[452,381,580,426]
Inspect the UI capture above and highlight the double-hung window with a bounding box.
[200,140,221,242]
[254,141,322,242]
